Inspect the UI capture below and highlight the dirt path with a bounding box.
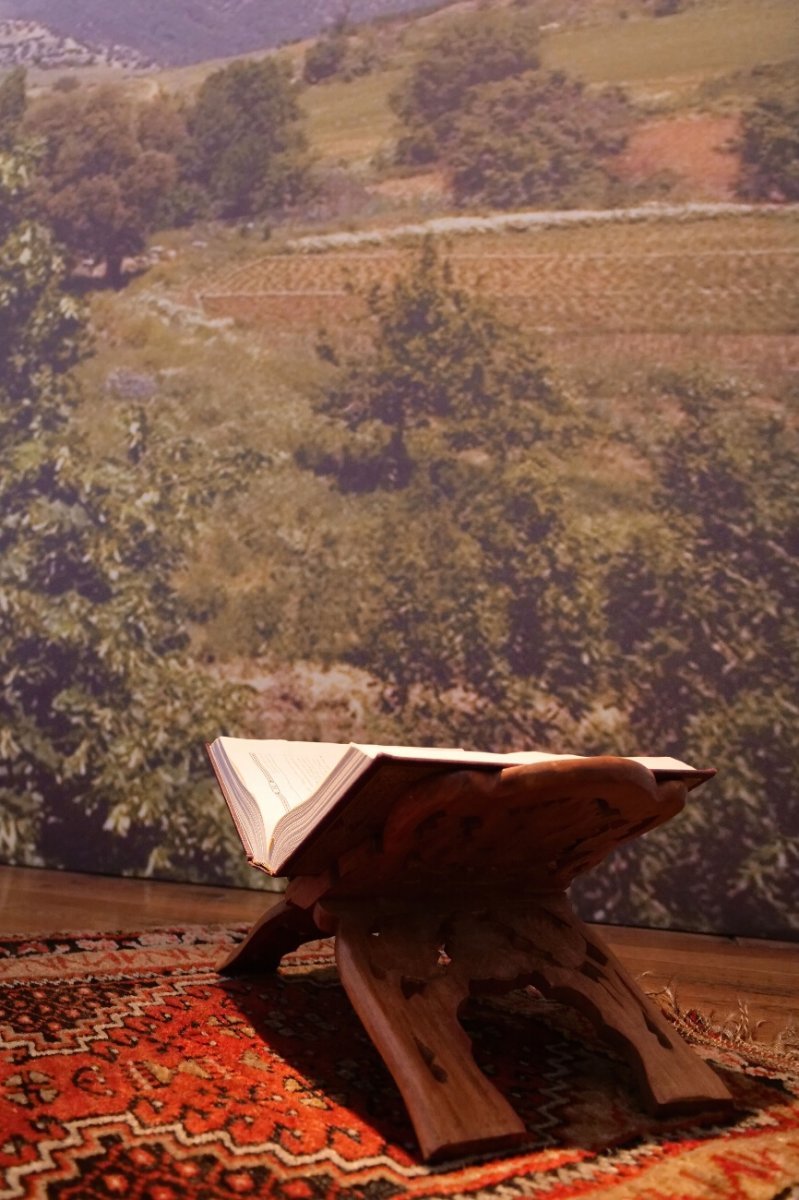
[287,201,796,252]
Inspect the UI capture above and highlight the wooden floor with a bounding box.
[2,864,797,1043]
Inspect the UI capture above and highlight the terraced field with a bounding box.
[196,214,798,337]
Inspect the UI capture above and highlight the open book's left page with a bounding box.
[210,738,348,868]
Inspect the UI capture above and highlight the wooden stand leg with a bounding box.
[506,897,734,1116]
[320,893,732,1161]
[331,902,526,1162]
[220,898,321,974]
[221,885,732,1160]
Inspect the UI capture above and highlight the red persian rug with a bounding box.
[1,925,798,1199]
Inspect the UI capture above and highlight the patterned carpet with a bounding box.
[1,926,798,1199]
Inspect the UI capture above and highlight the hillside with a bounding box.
[0,0,452,66]
[3,0,796,931]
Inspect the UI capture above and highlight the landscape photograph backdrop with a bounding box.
[1,0,797,938]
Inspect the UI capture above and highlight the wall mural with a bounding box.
[1,0,796,938]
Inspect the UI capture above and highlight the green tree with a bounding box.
[310,241,564,489]
[303,20,378,85]
[188,58,311,218]
[572,372,799,936]
[137,89,189,155]
[23,85,181,285]
[392,9,541,165]
[344,469,605,751]
[391,10,632,207]
[303,30,349,84]
[0,145,248,881]
[737,86,799,201]
[302,243,599,749]
[447,72,632,208]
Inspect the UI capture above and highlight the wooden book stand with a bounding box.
[221,756,733,1161]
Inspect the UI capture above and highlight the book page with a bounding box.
[218,738,346,830]
[211,738,709,875]
[353,744,579,765]
[629,755,697,772]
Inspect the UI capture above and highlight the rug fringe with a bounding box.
[642,979,799,1073]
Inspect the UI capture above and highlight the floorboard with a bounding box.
[2,864,796,1041]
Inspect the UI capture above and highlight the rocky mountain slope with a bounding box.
[0,0,447,66]
[0,18,151,68]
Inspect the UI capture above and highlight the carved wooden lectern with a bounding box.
[221,756,733,1161]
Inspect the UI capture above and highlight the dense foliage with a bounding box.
[447,72,632,209]
[308,241,566,489]
[572,374,799,935]
[737,85,799,201]
[392,9,541,165]
[391,10,632,207]
[187,59,311,218]
[303,245,602,743]
[0,147,248,880]
[304,32,349,85]
[303,20,379,85]
[10,59,314,279]
[22,86,181,285]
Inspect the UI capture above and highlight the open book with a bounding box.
[207,737,712,877]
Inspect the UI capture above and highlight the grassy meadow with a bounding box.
[301,68,406,167]
[541,0,798,99]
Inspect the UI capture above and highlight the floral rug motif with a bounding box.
[1,926,798,1199]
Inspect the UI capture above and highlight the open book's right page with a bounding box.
[353,745,580,766]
